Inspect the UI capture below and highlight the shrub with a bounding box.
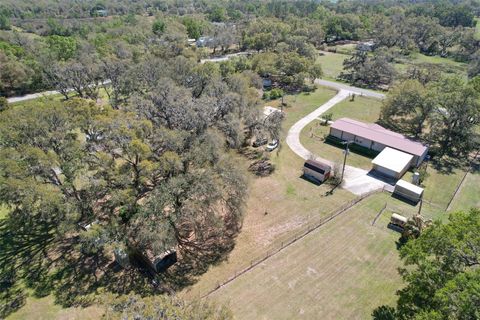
[269,88,284,99]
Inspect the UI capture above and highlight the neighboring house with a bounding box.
[357,41,375,52]
[196,36,214,47]
[329,118,428,167]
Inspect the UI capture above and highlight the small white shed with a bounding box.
[394,180,424,203]
[372,147,413,179]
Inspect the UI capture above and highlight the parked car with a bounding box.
[266,139,279,152]
[252,137,268,147]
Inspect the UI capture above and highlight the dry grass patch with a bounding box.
[208,193,404,320]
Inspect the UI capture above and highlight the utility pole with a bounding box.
[417,198,423,215]
[340,141,352,186]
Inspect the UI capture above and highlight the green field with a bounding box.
[449,170,480,212]
[209,192,404,320]
[326,95,383,123]
[316,52,349,80]
[316,49,468,81]
[395,53,468,77]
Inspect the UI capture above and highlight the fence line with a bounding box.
[446,150,479,211]
[199,187,384,299]
[372,202,387,226]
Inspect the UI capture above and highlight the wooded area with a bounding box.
[0,0,479,319]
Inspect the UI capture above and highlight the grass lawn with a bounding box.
[326,95,383,123]
[316,52,349,80]
[316,50,468,80]
[280,86,338,122]
[209,192,404,320]
[181,86,360,299]
[449,169,480,212]
[421,165,466,210]
[7,295,103,320]
[395,53,468,77]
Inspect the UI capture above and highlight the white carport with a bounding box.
[371,147,413,179]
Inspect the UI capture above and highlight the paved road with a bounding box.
[314,79,386,100]
[6,80,111,104]
[200,51,252,64]
[7,90,64,104]
[286,88,387,195]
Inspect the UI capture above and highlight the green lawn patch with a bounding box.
[326,95,383,123]
[394,53,468,78]
[316,52,349,80]
[421,165,465,210]
[449,170,480,212]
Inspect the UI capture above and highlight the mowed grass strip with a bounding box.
[209,193,402,320]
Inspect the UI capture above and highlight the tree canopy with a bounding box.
[373,209,480,320]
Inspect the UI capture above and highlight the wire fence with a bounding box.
[200,187,385,299]
[446,150,479,211]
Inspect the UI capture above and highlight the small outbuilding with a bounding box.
[303,159,332,183]
[371,147,414,179]
[394,180,424,203]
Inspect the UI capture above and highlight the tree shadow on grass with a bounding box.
[159,224,240,292]
[0,211,242,314]
[0,218,56,316]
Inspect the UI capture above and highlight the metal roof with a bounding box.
[395,179,424,195]
[331,118,428,157]
[371,147,413,173]
[304,159,332,172]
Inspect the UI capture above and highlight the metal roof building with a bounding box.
[329,118,428,167]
